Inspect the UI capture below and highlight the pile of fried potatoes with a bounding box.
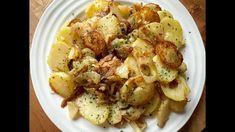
[47,0,190,131]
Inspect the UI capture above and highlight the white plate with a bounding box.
[30,0,205,131]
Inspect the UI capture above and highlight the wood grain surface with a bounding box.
[30,0,206,131]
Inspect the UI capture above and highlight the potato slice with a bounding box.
[75,71,101,85]
[156,98,171,128]
[83,30,106,55]
[117,4,132,18]
[153,55,178,83]
[155,41,183,69]
[157,10,173,21]
[76,93,109,125]
[108,103,122,125]
[138,22,164,44]
[47,41,71,72]
[161,76,190,101]
[49,72,75,98]
[85,0,110,18]
[97,13,120,44]
[143,90,161,116]
[56,26,74,45]
[169,99,187,112]
[132,39,158,83]
[120,76,155,106]
[140,7,160,23]
[144,3,162,13]
[161,17,184,49]
[67,101,79,120]
[110,2,131,19]
[124,55,141,77]
[122,106,145,121]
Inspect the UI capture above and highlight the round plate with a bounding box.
[30,0,205,131]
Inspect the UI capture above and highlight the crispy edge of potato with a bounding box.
[82,30,106,55]
[140,6,160,23]
[68,18,81,27]
[144,3,162,12]
[155,41,183,69]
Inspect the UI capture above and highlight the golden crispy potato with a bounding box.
[49,72,75,98]
[128,6,160,30]
[155,41,183,69]
[83,30,106,55]
[140,7,160,23]
[144,3,162,13]
[138,22,164,44]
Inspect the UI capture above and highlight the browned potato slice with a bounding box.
[140,7,160,23]
[82,30,106,55]
[128,12,143,30]
[132,3,142,12]
[128,6,160,30]
[155,41,183,69]
[138,22,164,44]
[144,3,162,13]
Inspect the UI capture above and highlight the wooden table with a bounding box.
[30,0,205,131]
